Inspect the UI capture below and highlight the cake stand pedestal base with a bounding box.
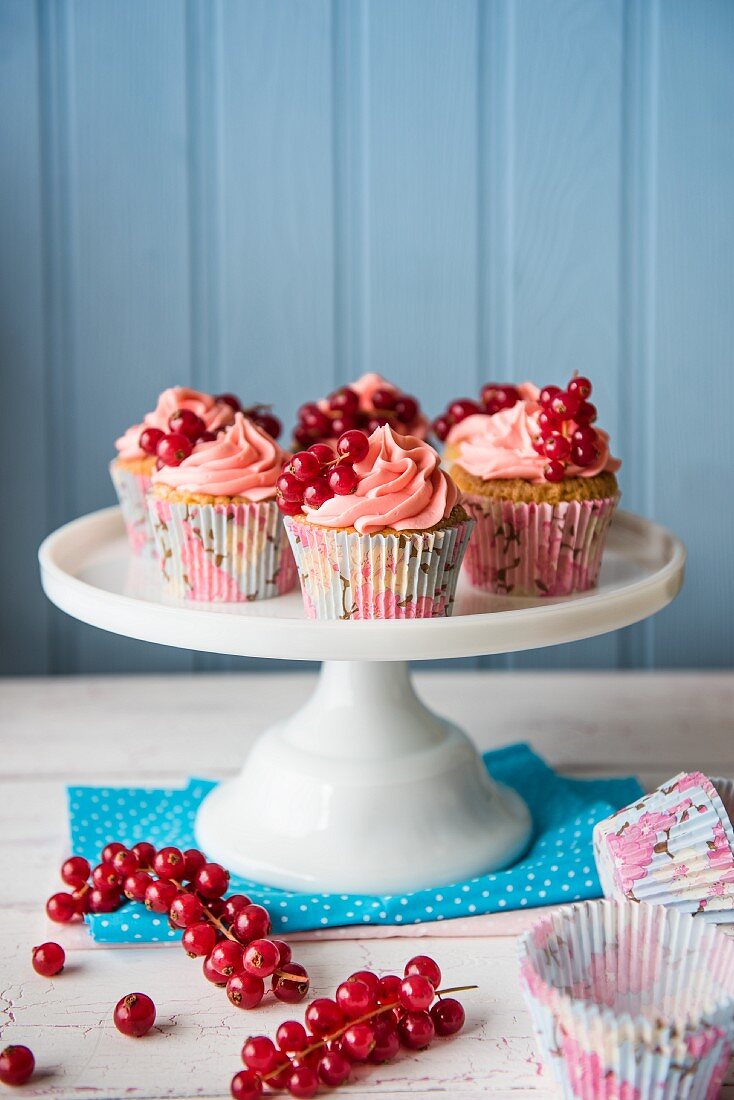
[195,660,532,893]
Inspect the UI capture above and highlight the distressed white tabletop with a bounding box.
[2,671,733,1099]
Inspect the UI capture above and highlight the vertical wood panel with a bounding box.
[0,1,50,673]
[650,0,734,667]
[509,0,625,670]
[62,0,195,673]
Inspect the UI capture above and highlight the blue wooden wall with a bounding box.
[1,0,732,675]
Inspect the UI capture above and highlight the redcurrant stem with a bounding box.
[260,983,478,1081]
[168,876,303,984]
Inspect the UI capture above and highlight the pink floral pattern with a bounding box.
[461,494,619,597]
[560,1031,641,1100]
[149,498,296,603]
[109,461,155,556]
[284,516,473,620]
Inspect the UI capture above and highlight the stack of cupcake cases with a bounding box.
[518,900,734,1099]
[593,772,734,922]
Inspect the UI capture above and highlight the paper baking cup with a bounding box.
[519,900,734,1099]
[283,516,473,620]
[109,459,155,556]
[594,772,734,922]
[461,493,619,597]
[148,497,297,602]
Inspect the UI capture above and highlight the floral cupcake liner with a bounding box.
[461,493,619,597]
[283,516,473,620]
[594,772,734,922]
[109,459,155,556]
[519,900,734,1099]
[148,497,297,603]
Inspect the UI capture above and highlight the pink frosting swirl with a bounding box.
[445,381,539,449]
[304,424,459,534]
[318,373,429,439]
[115,387,235,461]
[455,396,620,483]
[152,413,288,501]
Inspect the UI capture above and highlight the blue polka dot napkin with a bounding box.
[66,743,641,944]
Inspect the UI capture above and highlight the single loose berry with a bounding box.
[242,1035,278,1073]
[342,1022,375,1061]
[430,997,465,1036]
[399,975,435,1012]
[46,892,78,923]
[336,978,374,1018]
[32,941,65,977]
[290,450,322,483]
[144,880,178,913]
[182,921,218,958]
[305,998,344,1037]
[272,962,309,1004]
[131,842,156,868]
[123,870,152,902]
[243,938,280,978]
[404,955,442,988]
[195,862,230,899]
[317,1051,351,1087]
[227,972,265,1010]
[231,1069,263,1100]
[394,395,419,424]
[398,1010,435,1049]
[169,893,204,929]
[276,1020,308,1053]
[60,855,90,888]
[210,939,245,977]
[336,429,369,464]
[328,463,358,496]
[113,993,156,1038]
[153,846,185,880]
[139,426,164,456]
[234,904,271,944]
[287,1065,319,1098]
[0,1046,34,1086]
[157,432,193,466]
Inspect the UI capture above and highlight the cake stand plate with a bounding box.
[39,507,685,893]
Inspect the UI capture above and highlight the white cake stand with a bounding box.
[39,506,685,894]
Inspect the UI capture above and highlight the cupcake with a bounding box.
[280,424,472,620]
[452,375,620,597]
[148,413,296,602]
[292,372,429,449]
[433,381,538,463]
[111,387,236,555]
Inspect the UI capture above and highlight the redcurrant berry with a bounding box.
[153,846,185,880]
[336,978,374,1018]
[233,904,271,944]
[290,450,322,483]
[317,1051,351,1086]
[210,939,245,977]
[571,440,599,467]
[574,399,597,425]
[342,1022,376,1061]
[46,892,78,923]
[169,409,205,441]
[253,412,281,440]
[567,375,592,400]
[432,415,452,441]
[217,393,242,412]
[376,974,402,1004]
[182,848,206,881]
[272,962,310,1004]
[195,862,230,899]
[242,1035,278,1073]
[544,460,566,483]
[287,1066,318,1098]
[277,495,304,516]
[330,414,358,436]
[277,471,305,502]
[328,463,358,495]
[394,395,419,424]
[398,1009,435,1049]
[222,894,252,925]
[348,970,380,997]
[404,955,442,988]
[276,1020,308,1053]
[305,998,344,1037]
[539,384,561,410]
[88,886,123,914]
[113,992,156,1038]
[169,893,204,929]
[230,1069,263,1100]
[139,427,164,456]
[336,429,369,464]
[182,921,218,958]
[549,390,580,420]
[303,475,333,508]
[299,404,331,436]
[308,442,335,464]
[543,432,572,462]
[431,997,465,1036]
[123,870,152,902]
[399,975,435,1012]
[202,954,227,986]
[227,972,265,1010]
[0,1046,34,1086]
[92,862,120,890]
[111,849,139,877]
[60,855,90,888]
[32,941,65,977]
[270,939,292,967]
[144,880,178,913]
[368,1016,400,1063]
[328,387,359,415]
[156,432,193,466]
[371,387,397,410]
[131,842,156,868]
[448,399,482,423]
[242,938,280,978]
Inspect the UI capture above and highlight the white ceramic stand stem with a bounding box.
[195,659,532,893]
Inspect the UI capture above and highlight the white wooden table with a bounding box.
[2,671,733,1099]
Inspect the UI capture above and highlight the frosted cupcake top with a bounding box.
[115,387,235,461]
[454,389,620,484]
[152,413,288,501]
[303,424,459,534]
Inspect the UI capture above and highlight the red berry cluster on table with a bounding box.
[9,841,475,1093]
[276,431,369,515]
[138,394,282,469]
[294,385,421,449]
[532,376,599,483]
[432,383,522,441]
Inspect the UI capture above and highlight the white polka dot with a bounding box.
[498,899,506,907]
[561,884,570,892]
[400,898,408,906]
[539,890,546,898]
[395,914,403,922]
[506,884,514,892]
[320,917,328,925]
